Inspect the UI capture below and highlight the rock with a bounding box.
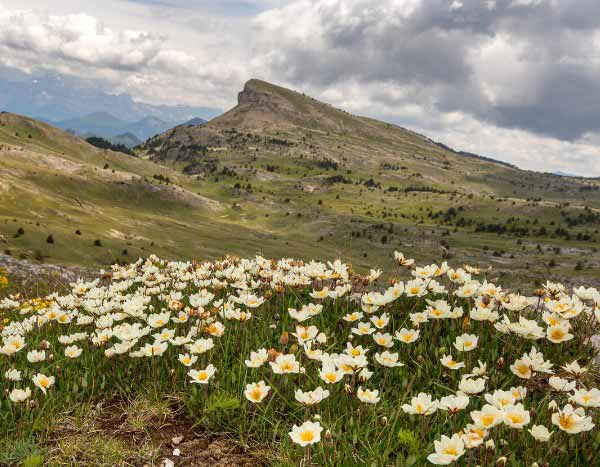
[171,435,184,445]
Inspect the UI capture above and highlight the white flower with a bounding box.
[370,313,390,329]
[569,388,600,408]
[357,387,380,404]
[4,368,22,381]
[295,387,330,405]
[270,354,301,374]
[528,425,553,442]
[178,353,198,367]
[64,345,83,359]
[374,351,404,368]
[453,334,478,352]
[427,434,465,465]
[562,360,587,377]
[319,363,344,384]
[244,348,268,367]
[548,376,576,392]
[27,349,46,363]
[440,355,465,370]
[551,404,595,434]
[187,338,214,355]
[9,387,31,403]
[470,404,504,429]
[289,421,322,447]
[458,377,486,394]
[484,390,515,409]
[546,323,574,343]
[402,393,438,415]
[244,381,271,403]
[503,403,530,429]
[373,332,393,348]
[394,328,420,344]
[188,364,216,384]
[32,373,55,395]
[439,393,470,413]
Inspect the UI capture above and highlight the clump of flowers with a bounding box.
[0,252,598,465]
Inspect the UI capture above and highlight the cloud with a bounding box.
[253,0,600,143]
[0,9,164,70]
[0,3,247,108]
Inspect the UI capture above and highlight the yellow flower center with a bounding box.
[300,430,315,442]
[551,329,565,340]
[559,414,575,430]
[197,372,208,381]
[39,378,49,388]
[281,362,294,372]
[250,388,263,401]
[509,414,523,424]
[481,414,495,426]
[443,446,458,456]
[326,373,337,382]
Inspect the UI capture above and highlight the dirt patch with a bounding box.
[108,229,149,242]
[3,147,84,173]
[91,398,265,467]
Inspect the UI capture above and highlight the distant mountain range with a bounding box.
[51,112,207,146]
[0,66,218,145]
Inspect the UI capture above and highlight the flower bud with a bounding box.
[279,332,289,346]
[485,440,495,450]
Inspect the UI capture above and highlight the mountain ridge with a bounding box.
[139,79,520,174]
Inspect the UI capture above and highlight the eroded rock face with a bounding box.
[237,80,270,107]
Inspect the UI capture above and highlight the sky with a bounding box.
[1,0,600,175]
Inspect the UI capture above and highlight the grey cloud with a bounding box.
[255,0,600,142]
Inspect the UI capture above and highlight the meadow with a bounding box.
[0,252,598,466]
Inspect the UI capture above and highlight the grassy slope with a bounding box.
[3,75,600,288]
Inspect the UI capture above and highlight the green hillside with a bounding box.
[3,77,600,287]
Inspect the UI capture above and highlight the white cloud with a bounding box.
[0,8,163,70]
